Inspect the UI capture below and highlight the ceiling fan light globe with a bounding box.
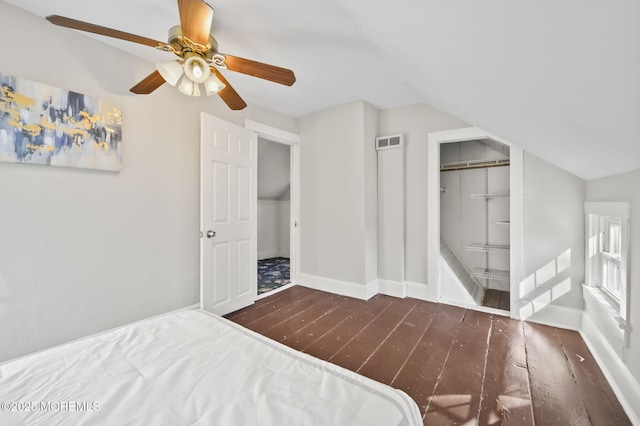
[183,56,211,84]
[177,77,200,97]
[156,61,183,86]
[204,74,226,95]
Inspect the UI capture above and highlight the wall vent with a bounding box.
[376,134,404,151]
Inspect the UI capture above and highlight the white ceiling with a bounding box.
[6,0,639,180]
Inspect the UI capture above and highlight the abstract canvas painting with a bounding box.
[0,72,122,171]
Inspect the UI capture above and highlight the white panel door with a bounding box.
[201,113,257,316]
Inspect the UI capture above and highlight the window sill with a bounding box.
[601,251,621,262]
[582,284,628,332]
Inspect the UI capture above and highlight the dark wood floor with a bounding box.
[482,289,510,310]
[225,285,631,426]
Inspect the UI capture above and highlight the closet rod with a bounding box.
[440,159,510,172]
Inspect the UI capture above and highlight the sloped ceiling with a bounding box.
[258,138,290,200]
[5,0,639,180]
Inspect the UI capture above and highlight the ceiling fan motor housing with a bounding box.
[168,25,219,61]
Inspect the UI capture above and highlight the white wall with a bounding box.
[378,104,469,286]
[279,201,290,257]
[258,200,279,259]
[257,200,290,259]
[585,168,640,390]
[0,1,297,362]
[298,101,378,297]
[363,103,379,285]
[517,152,585,328]
[377,148,404,284]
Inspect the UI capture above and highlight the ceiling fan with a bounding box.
[46,0,296,110]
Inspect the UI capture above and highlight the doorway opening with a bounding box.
[439,139,511,312]
[257,137,293,296]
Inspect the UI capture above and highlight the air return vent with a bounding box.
[376,134,404,151]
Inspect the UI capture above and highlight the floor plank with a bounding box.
[423,309,492,425]
[224,284,313,325]
[478,316,534,426]
[390,304,465,413]
[302,294,394,360]
[556,328,632,426]
[226,286,631,425]
[244,289,328,334]
[283,296,368,351]
[357,300,439,384]
[523,322,592,425]
[260,291,347,342]
[328,297,420,372]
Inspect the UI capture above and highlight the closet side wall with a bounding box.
[518,152,585,325]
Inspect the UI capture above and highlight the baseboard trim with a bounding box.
[378,279,407,298]
[438,297,510,317]
[258,249,279,260]
[180,303,201,312]
[580,313,640,425]
[405,281,432,301]
[297,273,372,300]
[517,301,582,331]
[372,279,435,302]
[365,279,379,299]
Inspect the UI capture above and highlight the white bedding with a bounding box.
[0,309,421,425]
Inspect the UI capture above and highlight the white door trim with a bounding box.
[244,119,300,288]
[426,127,524,318]
[244,119,300,144]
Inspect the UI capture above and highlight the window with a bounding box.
[600,216,622,300]
[584,202,630,325]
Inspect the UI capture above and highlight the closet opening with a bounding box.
[257,137,292,296]
[439,139,511,311]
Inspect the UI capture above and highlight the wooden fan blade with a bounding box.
[223,55,296,86]
[178,0,214,46]
[130,70,166,94]
[46,15,166,48]
[212,69,247,110]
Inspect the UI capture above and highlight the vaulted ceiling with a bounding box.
[6,0,639,180]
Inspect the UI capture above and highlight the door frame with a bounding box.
[244,119,300,297]
[426,127,524,318]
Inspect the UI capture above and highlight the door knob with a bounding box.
[206,230,216,238]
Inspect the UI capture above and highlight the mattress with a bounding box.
[0,309,422,425]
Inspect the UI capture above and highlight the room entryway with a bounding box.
[200,116,299,315]
[439,138,511,312]
[252,123,299,298]
[257,137,291,296]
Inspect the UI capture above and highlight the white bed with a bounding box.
[0,309,421,425]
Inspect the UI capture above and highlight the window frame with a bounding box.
[599,216,623,302]
[584,202,630,326]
